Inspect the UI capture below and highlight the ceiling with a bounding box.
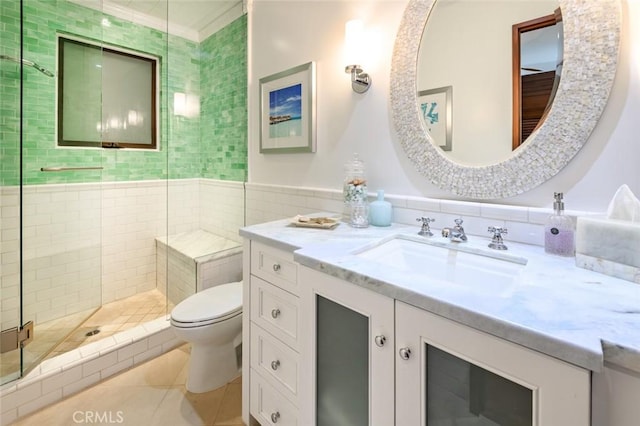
[70,0,244,42]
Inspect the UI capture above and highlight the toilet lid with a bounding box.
[171,281,242,325]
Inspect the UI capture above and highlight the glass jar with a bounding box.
[343,153,368,220]
[350,200,370,228]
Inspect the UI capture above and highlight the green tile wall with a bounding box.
[0,0,247,185]
[200,15,248,182]
[0,0,21,185]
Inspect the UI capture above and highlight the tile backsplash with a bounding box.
[245,182,600,247]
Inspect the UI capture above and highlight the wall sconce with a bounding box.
[344,19,371,94]
[173,92,200,118]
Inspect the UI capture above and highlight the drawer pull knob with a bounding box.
[399,347,412,360]
[374,335,386,347]
[271,360,280,370]
[271,411,280,423]
[271,308,281,319]
[272,263,281,272]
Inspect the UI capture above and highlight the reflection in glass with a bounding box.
[418,0,561,165]
[513,9,563,149]
[426,345,532,425]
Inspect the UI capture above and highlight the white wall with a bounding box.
[248,0,640,211]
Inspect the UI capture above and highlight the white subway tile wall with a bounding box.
[244,183,599,247]
[200,179,246,243]
[1,179,245,332]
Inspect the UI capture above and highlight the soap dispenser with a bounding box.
[544,192,575,256]
[369,190,392,226]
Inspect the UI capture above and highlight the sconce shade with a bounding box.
[344,19,371,93]
[345,19,364,66]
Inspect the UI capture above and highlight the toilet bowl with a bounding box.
[170,281,243,393]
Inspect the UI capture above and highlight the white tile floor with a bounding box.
[11,344,243,426]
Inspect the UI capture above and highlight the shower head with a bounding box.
[0,54,55,77]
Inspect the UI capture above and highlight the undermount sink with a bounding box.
[353,235,527,288]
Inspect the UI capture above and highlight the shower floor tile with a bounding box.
[12,345,243,426]
[1,289,171,381]
[44,289,172,360]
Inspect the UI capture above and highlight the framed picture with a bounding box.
[417,85,452,151]
[259,62,316,153]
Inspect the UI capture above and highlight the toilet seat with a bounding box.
[171,281,242,328]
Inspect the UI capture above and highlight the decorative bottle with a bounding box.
[544,192,575,256]
[343,153,369,227]
[369,190,392,227]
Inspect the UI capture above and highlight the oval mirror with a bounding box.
[391,0,620,199]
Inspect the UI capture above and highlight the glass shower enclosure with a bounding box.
[1,0,248,388]
[0,0,170,385]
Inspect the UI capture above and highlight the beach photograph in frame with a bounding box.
[260,62,316,153]
[418,85,452,151]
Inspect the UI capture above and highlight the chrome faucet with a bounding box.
[488,226,508,250]
[442,218,467,242]
[416,217,435,236]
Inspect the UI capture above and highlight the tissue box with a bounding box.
[576,217,640,284]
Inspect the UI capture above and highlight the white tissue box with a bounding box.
[576,217,640,284]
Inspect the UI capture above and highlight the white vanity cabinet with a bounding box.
[297,266,590,426]
[592,365,640,426]
[396,301,590,425]
[245,240,302,426]
[298,266,395,426]
[242,238,605,426]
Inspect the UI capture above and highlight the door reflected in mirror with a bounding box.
[417,0,560,166]
[512,9,563,150]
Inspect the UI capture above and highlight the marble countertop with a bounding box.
[240,217,640,374]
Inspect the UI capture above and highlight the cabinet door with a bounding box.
[299,266,394,426]
[592,365,640,426]
[396,301,590,426]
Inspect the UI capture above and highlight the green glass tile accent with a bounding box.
[200,15,248,182]
[1,0,247,186]
[0,0,21,185]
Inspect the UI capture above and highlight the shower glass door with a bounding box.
[0,0,107,384]
[0,0,24,384]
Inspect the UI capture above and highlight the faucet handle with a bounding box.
[454,218,464,227]
[416,217,435,236]
[487,226,508,250]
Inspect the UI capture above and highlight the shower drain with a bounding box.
[85,329,100,337]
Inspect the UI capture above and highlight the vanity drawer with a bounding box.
[251,276,300,351]
[251,241,298,294]
[251,323,299,403]
[251,369,298,426]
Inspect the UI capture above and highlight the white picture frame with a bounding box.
[418,85,452,151]
[259,62,316,153]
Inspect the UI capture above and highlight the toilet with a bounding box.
[170,281,243,393]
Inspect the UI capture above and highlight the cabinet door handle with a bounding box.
[271,411,280,423]
[399,347,411,360]
[271,360,280,370]
[272,263,281,272]
[374,335,386,347]
[271,308,281,319]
